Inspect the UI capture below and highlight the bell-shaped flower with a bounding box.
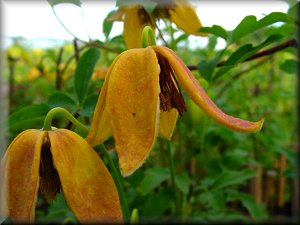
[86,46,264,177]
[108,0,207,48]
[0,128,122,224]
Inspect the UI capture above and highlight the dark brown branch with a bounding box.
[187,38,298,70]
[55,47,64,91]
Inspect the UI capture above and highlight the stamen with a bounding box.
[156,53,187,116]
[39,134,61,201]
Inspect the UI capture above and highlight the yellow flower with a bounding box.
[86,46,264,177]
[0,128,122,224]
[108,0,207,48]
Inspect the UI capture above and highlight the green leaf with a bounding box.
[199,25,228,40]
[47,92,77,112]
[80,94,99,116]
[214,34,283,80]
[227,191,268,220]
[103,10,116,38]
[74,47,100,105]
[142,187,172,217]
[232,12,287,42]
[198,57,218,82]
[139,167,170,195]
[211,169,257,190]
[7,104,50,131]
[47,0,81,7]
[116,0,157,14]
[280,59,298,74]
[175,172,190,195]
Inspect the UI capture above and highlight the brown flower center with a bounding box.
[39,134,61,201]
[156,52,186,116]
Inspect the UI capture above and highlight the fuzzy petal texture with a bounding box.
[169,0,207,36]
[153,46,264,132]
[0,129,45,223]
[159,109,178,139]
[106,47,160,176]
[86,55,122,146]
[49,129,122,223]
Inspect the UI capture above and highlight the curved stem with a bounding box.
[99,144,130,219]
[43,107,88,132]
[142,26,156,47]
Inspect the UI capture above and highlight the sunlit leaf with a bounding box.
[231,12,287,42]
[199,25,228,40]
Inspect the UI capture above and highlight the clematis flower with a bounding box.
[0,128,122,224]
[108,0,207,48]
[86,46,264,177]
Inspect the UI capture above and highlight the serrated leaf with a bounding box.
[232,12,287,42]
[74,47,100,105]
[47,92,77,112]
[7,104,50,131]
[199,25,228,40]
[175,172,190,195]
[47,0,81,7]
[139,167,170,195]
[211,169,257,190]
[280,59,298,74]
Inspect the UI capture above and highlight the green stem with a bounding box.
[99,144,130,220]
[43,107,88,132]
[166,140,180,215]
[141,26,156,47]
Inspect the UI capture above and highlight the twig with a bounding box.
[187,38,298,71]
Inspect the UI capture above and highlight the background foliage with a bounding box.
[2,0,299,224]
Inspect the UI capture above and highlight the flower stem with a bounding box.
[99,144,130,220]
[166,140,180,215]
[141,26,156,47]
[43,107,88,132]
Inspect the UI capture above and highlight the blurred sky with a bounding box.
[1,0,289,48]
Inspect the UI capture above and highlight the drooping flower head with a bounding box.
[86,46,264,177]
[0,128,122,224]
[108,0,207,48]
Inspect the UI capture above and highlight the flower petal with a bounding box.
[49,129,122,223]
[169,0,207,36]
[0,129,45,223]
[153,46,264,132]
[106,47,160,176]
[159,109,178,139]
[123,5,153,48]
[85,55,122,146]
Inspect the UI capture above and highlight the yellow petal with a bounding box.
[48,129,122,223]
[106,47,160,176]
[123,6,154,48]
[169,0,207,36]
[159,109,178,139]
[153,46,264,132]
[86,55,122,146]
[0,129,45,223]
